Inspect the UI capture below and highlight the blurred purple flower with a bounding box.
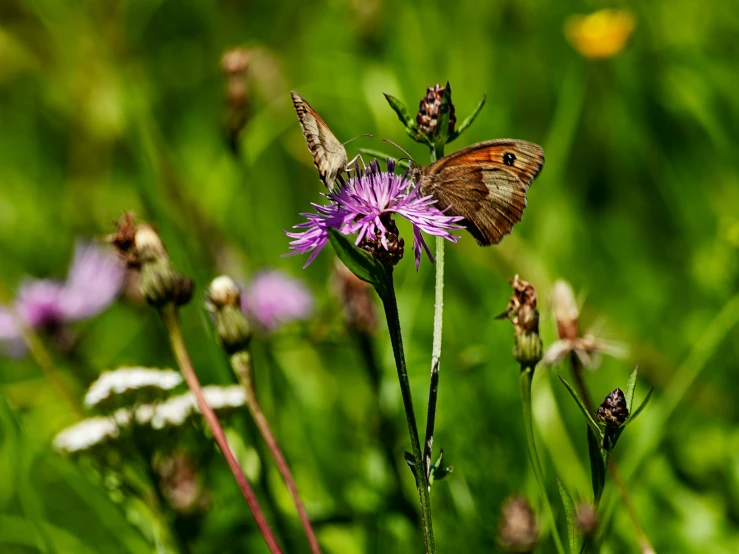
[241,270,313,332]
[0,241,125,354]
[286,159,463,269]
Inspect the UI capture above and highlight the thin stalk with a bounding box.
[422,146,444,480]
[230,350,322,554]
[569,355,654,554]
[520,366,566,554]
[379,270,435,553]
[158,304,283,554]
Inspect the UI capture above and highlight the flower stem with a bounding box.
[230,350,322,554]
[568,355,654,554]
[422,146,444,480]
[158,304,283,554]
[520,366,566,554]
[378,269,435,554]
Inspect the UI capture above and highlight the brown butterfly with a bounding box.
[408,140,544,246]
[291,91,349,189]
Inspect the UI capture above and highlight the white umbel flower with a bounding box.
[85,367,182,410]
[53,417,121,454]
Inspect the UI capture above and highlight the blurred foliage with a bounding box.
[2,0,739,552]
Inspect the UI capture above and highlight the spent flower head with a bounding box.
[498,275,543,369]
[0,241,125,356]
[542,280,627,369]
[286,159,463,269]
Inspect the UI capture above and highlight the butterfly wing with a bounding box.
[419,140,544,246]
[291,91,348,188]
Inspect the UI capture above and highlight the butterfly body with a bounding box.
[410,139,544,246]
[291,91,348,189]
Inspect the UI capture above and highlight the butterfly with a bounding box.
[291,91,349,189]
[408,140,544,246]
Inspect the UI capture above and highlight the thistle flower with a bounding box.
[542,280,626,369]
[0,241,125,355]
[498,496,539,553]
[286,159,463,269]
[84,367,183,412]
[565,9,636,59]
[240,270,313,332]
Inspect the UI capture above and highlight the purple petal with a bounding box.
[58,241,125,321]
[242,270,314,332]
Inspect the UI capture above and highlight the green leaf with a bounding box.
[559,376,602,440]
[448,92,486,143]
[624,386,654,427]
[624,366,638,412]
[557,478,580,554]
[435,82,454,144]
[328,228,389,295]
[587,426,606,504]
[383,93,416,131]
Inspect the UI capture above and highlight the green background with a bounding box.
[2,0,739,552]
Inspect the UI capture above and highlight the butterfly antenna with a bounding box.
[342,133,373,146]
[381,139,415,162]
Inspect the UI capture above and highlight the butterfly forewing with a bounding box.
[291,91,348,188]
[418,139,544,246]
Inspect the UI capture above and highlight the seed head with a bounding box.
[596,387,629,427]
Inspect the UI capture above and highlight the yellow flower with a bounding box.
[565,9,636,59]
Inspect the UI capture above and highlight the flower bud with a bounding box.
[499,275,543,369]
[596,387,629,427]
[206,276,252,355]
[499,496,539,553]
[416,83,456,140]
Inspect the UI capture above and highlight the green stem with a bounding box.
[158,304,283,554]
[230,351,322,554]
[422,146,444,480]
[378,269,435,554]
[520,366,566,554]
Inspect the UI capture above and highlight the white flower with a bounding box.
[53,417,121,454]
[85,367,182,409]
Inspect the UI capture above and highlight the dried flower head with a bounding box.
[110,215,193,307]
[498,275,542,369]
[155,451,208,514]
[542,280,627,369]
[499,496,539,553]
[332,260,377,333]
[84,367,182,412]
[207,275,242,310]
[565,9,635,59]
[0,241,125,356]
[241,270,313,333]
[286,159,463,269]
[596,387,629,427]
[221,47,251,77]
[576,503,598,536]
[417,83,456,138]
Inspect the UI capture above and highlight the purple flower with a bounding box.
[286,159,463,269]
[241,270,313,332]
[0,241,125,355]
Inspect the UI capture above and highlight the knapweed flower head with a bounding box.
[498,275,542,369]
[241,270,313,332]
[565,9,636,59]
[84,367,183,412]
[0,241,125,355]
[542,279,627,369]
[286,159,463,269]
